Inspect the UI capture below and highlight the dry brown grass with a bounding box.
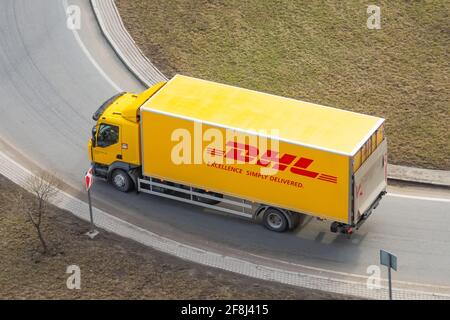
[115,0,450,170]
[0,175,351,299]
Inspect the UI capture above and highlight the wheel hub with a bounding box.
[267,212,283,229]
[113,174,126,188]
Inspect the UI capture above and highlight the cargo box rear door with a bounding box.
[353,139,387,223]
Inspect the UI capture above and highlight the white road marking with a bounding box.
[62,0,122,92]
[388,193,450,203]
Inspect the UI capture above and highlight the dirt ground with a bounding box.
[0,175,353,299]
[115,0,450,170]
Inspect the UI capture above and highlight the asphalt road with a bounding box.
[1,0,449,291]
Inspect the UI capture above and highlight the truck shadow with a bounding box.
[90,180,370,276]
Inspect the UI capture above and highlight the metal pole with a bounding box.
[87,187,94,232]
[388,255,392,300]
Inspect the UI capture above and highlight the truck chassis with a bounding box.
[136,176,301,232]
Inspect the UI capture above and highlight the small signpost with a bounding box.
[85,167,98,239]
[380,249,397,300]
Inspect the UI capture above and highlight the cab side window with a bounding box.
[97,124,119,147]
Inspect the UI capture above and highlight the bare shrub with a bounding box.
[15,172,61,254]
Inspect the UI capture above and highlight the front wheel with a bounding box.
[262,208,288,232]
[111,169,133,192]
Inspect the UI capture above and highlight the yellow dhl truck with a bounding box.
[88,75,387,233]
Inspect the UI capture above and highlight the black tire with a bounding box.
[262,208,289,232]
[290,213,301,230]
[193,188,223,205]
[330,221,340,233]
[111,169,133,192]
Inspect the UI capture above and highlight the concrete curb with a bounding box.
[388,164,450,187]
[90,0,167,86]
[1,150,449,300]
[91,0,449,188]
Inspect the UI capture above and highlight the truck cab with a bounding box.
[88,83,166,190]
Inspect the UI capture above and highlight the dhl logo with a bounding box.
[207,141,338,184]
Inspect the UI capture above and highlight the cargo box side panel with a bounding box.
[141,110,350,223]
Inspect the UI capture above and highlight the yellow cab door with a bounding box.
[93,122,122,166]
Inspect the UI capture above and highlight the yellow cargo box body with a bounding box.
[140,75,384,224]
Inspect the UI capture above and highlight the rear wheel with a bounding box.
[262,208,289,232]
[330,221,339,233]
[290,213,301,230]
[111,169,133,192]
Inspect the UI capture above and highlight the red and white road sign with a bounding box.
[85,167,94,191]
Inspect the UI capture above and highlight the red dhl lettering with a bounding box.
[207,141,338,184]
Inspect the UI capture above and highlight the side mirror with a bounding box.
[91,127,97,148]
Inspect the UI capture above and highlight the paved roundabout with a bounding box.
[1,0,449,298]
